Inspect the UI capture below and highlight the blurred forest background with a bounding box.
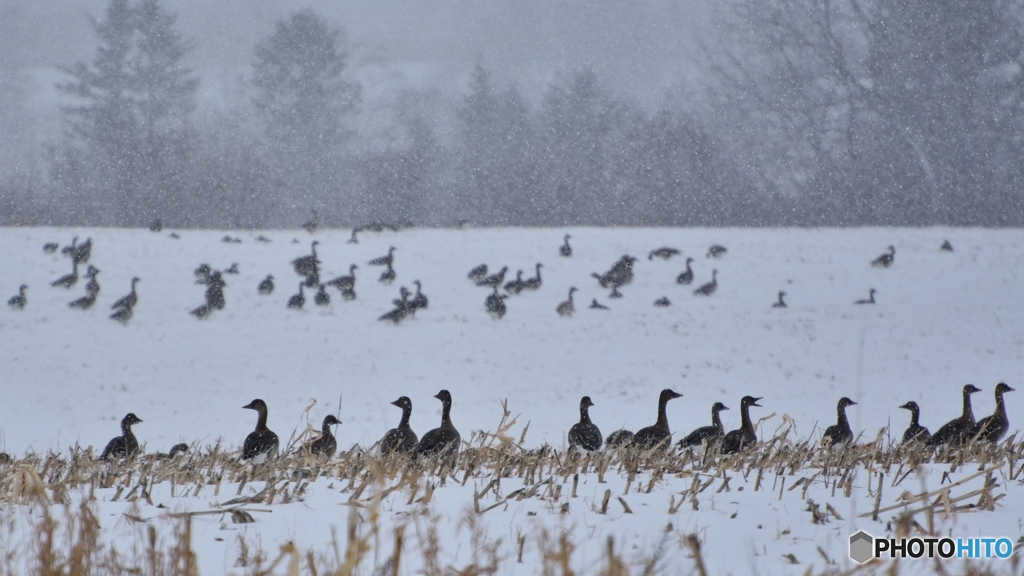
[1,0,1023,228]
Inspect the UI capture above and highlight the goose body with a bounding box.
[416,390,461,458]
[821,397,857,448]
[110,306,133,325]
[409,280,428,311]
[649,247,680,260]
[654,297,671,307]
[258,275,274,295]
[707,245,727,258]
[110,277,140,310]
[855,288,876,305]
[630,389,683,451]
[927,385,982,447]
[485,290,508,319]
[84,266,100,295]
[302,209,320,234]
[560,234,572,257]
[476,266,507,289]
[676,257,695,284]
[224,263,239,274]
[381,396,419,456]
[69,292,97,310]
[190,303,213,319]
[100,413,143,460]
[43,242,58,254]
[871,245,895,267]
[899,401,931,445]
[305,415,341,458]
[693,269,718,296]
[773,291,787,308]
[291,241,320,277]
[973,383,1014,443]
[52,262,79,289]
[721,396,762,454]
[7,285,26,310]
[325,265,358,292]
[368,246,396,267]
[520,263,543,291]
[568,396,602,452]
[589,299,609,310]
[940,240,953,252]
[242,399,279,462]
[678,402,729,448]
[504,270,525,295]
[378,265,396,285]
[287,283,305,309]
[605,429,635,448]
[556,287,577,317]
[314,285,330,306]
[379,287,411,324]
[467,264,488,282]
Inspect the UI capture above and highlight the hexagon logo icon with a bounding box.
[849,530,874,564]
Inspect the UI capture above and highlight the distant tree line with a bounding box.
[1,0,1022,228]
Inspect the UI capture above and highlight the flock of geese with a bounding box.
[6,226,951,324]
[80,380,1012,466]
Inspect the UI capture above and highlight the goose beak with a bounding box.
[752,397,763,407]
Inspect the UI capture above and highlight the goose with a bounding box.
[302,209,320,234]
[84,266,100,295]
[560,234,572,257]
[168,232,180,239]
[693,270,718,296]
[205,273,226,309]
[630,389,683,451]
[304,415,341,458]
[110,277,140,310]
[378,264,396,285]
[258,275,274,295]
[773,291,787,308]
[821,397,857,448]
[71,237,92,266]
[854,288,876,305]
[68,292,97,310]
[476,266,507,289]
[648,247,681,260]
[721,396,762,454]
[225,263,239,275]
[368,246,396,268]
[678,402,729,449]
[379,288,411,324]
[654,297,671,307]
[416,390,461,458]
[194,263,212,282]
[100,413,143,460]
[380,396,419,456]
[467,264,488,282]
[593,256,637,298]
[287,283,305,309]
[899,402,931,445]
[568,396,602,452]
[707,245,727,258]
[503,270,525,295]
[520,263,543,291]
[589,299,609,310]
[149,219,162,232]
[675,258,695,284]
[314,285,330,306]
[409,280,428,312]
[346,227,360,244]
[110,306,133,325]
[242,399,279,462]
[972,383,1015,443]
[940,240,953,252]
[605,429,635,448]
[485,291,508,319]
[43,242,58,254]
[927,384,982,447]
[156,444,189,459]
[556,287,578,317]
[324,265,357,292]
[255,235,271,243]
[7,285,27,310]
[51,262,79,289]
[871,245,895,267]
[291,241,320,277]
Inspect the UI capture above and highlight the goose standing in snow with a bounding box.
[568,396,602,452]
[503,270,525,295]
[242,399,279,462]
[589,299,609,310]
[899,401,931,445]
[707,245,727,258]
[772,291,787,308]
[467,264,488,282]
[821,397,857,448]
[972,383,1014,443]
[721,396,762,454]
[871,245,895,267]
[110,277,140,311]
[416,390,461,458]
[368,246,396,268]
[678,402,729,449]
[485,290,508,319]
[7,285,26,310]
[693,270,718,296]
[556,287,577,317]
[380,396,419,456]
[409,280,428,312]
[287,283,305,309]
[520,263,543,291]
[675,257,695,284]
[304,415,341,458]
[927,384,982,447]
[100,413,143,460]
[630,389,683,451]
[314,284,330,306]
[560,234,572,257]
[258,275,274,295]
[51,262,79,289]
[648,247,680,260]
[854,288,876,305]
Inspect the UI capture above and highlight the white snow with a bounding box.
[1,226,1022,574]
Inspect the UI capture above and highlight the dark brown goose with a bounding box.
[678,402,728,448]
[630,389,683,451]
[7,285,26,310]
[100,413,143,460]
[675,257,695,284]
[51,262,79,289]
[258,274,274,295]
[556,287,577,317]
[772,291,787,308]
[485,290,508,319]
[242,399,279,462]
[693,269,718,296]
[821,397,857,448]
[305,415,341,458]
[854,288,876,305]
[368,246,396,268]
[110,277,140,310]
[899,401,931,445]
[560,234,572,257]
[287,283,305,309]
[380,396,419,456]
[871,245,895,267]
[416,390,461,458]
[568,396,602,452]
[476,266,507,289]
[721,396,762,454]
[648,247,680,260]
[520,263,543,291]
[927,384,982,447]
[972,383,1014,443]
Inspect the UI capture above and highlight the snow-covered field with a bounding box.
[1,226,1022,574]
